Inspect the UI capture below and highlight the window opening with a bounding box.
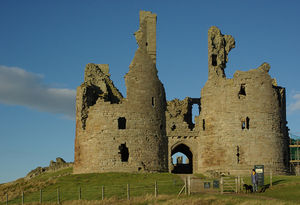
[238,84,246,98]
[118,117,126,129]
[152,97,155,107]
[236,146,240,164]
[212,54,217,66]
[171,124,176,131]
[191,104,199,124]
[118,143,129,162]
[202,119,205,131]
[246,117,250,129]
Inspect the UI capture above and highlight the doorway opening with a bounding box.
[171,143,193,174]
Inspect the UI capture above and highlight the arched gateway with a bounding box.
[171,143,193,174]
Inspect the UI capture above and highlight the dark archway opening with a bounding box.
[171,144,193,174]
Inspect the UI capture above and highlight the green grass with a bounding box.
[236,174,300,203]
[2,169,300,205]
[1,168,183,204]
[259,175,300,202]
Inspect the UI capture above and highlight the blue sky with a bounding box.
[1,0,299,183]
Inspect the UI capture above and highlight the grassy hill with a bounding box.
[1,168,300,204]
[0,167,183,204]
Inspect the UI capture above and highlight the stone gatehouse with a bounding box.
[74,11,290,176]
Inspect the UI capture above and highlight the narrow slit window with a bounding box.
[203,119,205,131]
[212,54,217,66]
[152,97,155,107]
[246,117,250,129]
[118,117,126,129]
[118,144,129,162]
[236,146,240,164]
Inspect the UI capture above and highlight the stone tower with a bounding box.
[197,26,289,174]
[74,11,168,174]
[166,26,289,175]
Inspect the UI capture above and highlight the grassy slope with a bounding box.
[0,168,184,204]
[1,169,300,205]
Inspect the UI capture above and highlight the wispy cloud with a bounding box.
[288,93,300,113]
[0,65,76,119]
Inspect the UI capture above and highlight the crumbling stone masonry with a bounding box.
[74,11,290,175]
[74,11,168,173]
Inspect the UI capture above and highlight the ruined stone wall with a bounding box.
[196,27,289,175]
[74,11,168,174]
[74,10,289,176]
[166,26,289,175]
[166,98,200,172]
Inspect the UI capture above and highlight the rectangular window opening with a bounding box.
[118,117,126,129]
[212,54,217,66]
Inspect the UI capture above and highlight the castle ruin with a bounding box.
[74,11,290,175]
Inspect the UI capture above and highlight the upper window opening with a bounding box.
[118,117,126,129]
[202,119,205,131]
[192,104,200,124]
[238,84,246,98]
[212,54,217,66]
[118,143,129,162]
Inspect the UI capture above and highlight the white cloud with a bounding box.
[0,65,76,119]
[288,93,300,113]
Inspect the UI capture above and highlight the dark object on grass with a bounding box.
[243,184,253,193]
[259,186,267,193]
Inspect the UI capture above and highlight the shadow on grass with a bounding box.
[259,179,286,193]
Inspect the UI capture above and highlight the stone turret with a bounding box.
[123,10,168,171]
[74,11,168,174]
